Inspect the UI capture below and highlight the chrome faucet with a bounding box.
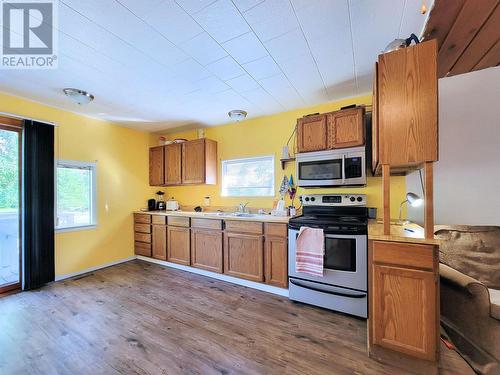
[238,202,249,213]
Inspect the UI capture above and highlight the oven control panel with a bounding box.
[300,194,366,206]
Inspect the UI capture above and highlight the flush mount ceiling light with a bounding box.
[63,88,95,105]
[228,109,247,122]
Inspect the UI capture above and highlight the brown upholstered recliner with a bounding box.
[435,225,500,375]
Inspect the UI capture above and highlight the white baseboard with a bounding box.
[55,256,136,281]
[136,256,289,297]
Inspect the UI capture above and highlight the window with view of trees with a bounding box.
[56,160,96,230]
[221,156,275,197]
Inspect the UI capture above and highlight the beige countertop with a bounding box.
[368,220,440,245]
[134,210,290,223]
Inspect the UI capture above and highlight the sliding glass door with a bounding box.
[0,122,22,293]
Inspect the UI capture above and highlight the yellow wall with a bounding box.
[0,92,152,277]
[156,94,406,218]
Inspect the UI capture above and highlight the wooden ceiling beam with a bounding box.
[450,4,500,76]
[437,0,498,77]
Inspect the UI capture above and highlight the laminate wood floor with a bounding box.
[0,260,473,375]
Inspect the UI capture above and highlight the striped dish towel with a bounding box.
[295,227,325,277]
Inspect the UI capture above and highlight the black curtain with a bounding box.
[23,120,55,290]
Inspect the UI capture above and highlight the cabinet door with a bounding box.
[328,108,365,149]
[167,226,190,265]
[264,236,288,288]
[224,233,264,282]
[372,264,437,361]
[164,143,182,185]
[152,224,167,260]
[378,40,438,166]
[372,62,380,174]
[182,139,205,184]
[149,146,165,186]
[191,229,223,273]
[296,115,327,152]
[135,241,151,257]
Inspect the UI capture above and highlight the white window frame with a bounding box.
[55,159,97,232]
[221,155,275,197]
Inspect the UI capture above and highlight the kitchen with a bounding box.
[0,0,498,374]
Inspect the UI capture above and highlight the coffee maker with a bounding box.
[147,199,156,211]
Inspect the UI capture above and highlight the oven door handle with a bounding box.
[289,279,366,299]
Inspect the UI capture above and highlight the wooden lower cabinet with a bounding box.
[167,226,190,265]
[264,236,288,288]
[224,232,264,282]
[152,224,167,260]
[369,240,439,363]
[191,229,223,273]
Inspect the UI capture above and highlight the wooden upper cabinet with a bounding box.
[149,146,165,186]
[296,114,327,153]
[327,108,365,149]
[372,62,380,174]
[181,139,217,185]
[377,40,438,168]
[164,143,182,185]
[149,138,217,186]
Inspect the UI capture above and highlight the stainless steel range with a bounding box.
[288,194,368,318]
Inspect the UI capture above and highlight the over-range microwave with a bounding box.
[296,147,366,187]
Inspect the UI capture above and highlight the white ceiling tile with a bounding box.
[399,0,434,38]
[232,0,264,12]
[258,73,304,109]
[263,28,309,64]
[175,0,218,14]
[196,76,230,94]
[116,0,165,18]
[180,32,228,65]
[349,0,406,90]
[240,87,283,113]
[242,0,297,42]
[222,31,268,64]
[0,0,431,131]
[142,1,204,44]
[169,58,212,82]
[206,56,245,80]
[242,55,281,80]
[193,0,250,43]
[225,74,260,92]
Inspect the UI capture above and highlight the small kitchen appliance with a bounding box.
[156,191,166,210]
[296,146,366,187]
[288,194,368,318]
[147,199,156,211]
[166,197,180,211]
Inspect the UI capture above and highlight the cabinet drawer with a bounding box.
[134,213,151,224]
[168,216,190,227]
[134,232,151,243]
[134,224,151,233]
[264,223,287,237]
[135,241,151,257]
[373,241,435,270]
[151,215,166,225]
[191,218,223,230]
[225,220,263,235]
